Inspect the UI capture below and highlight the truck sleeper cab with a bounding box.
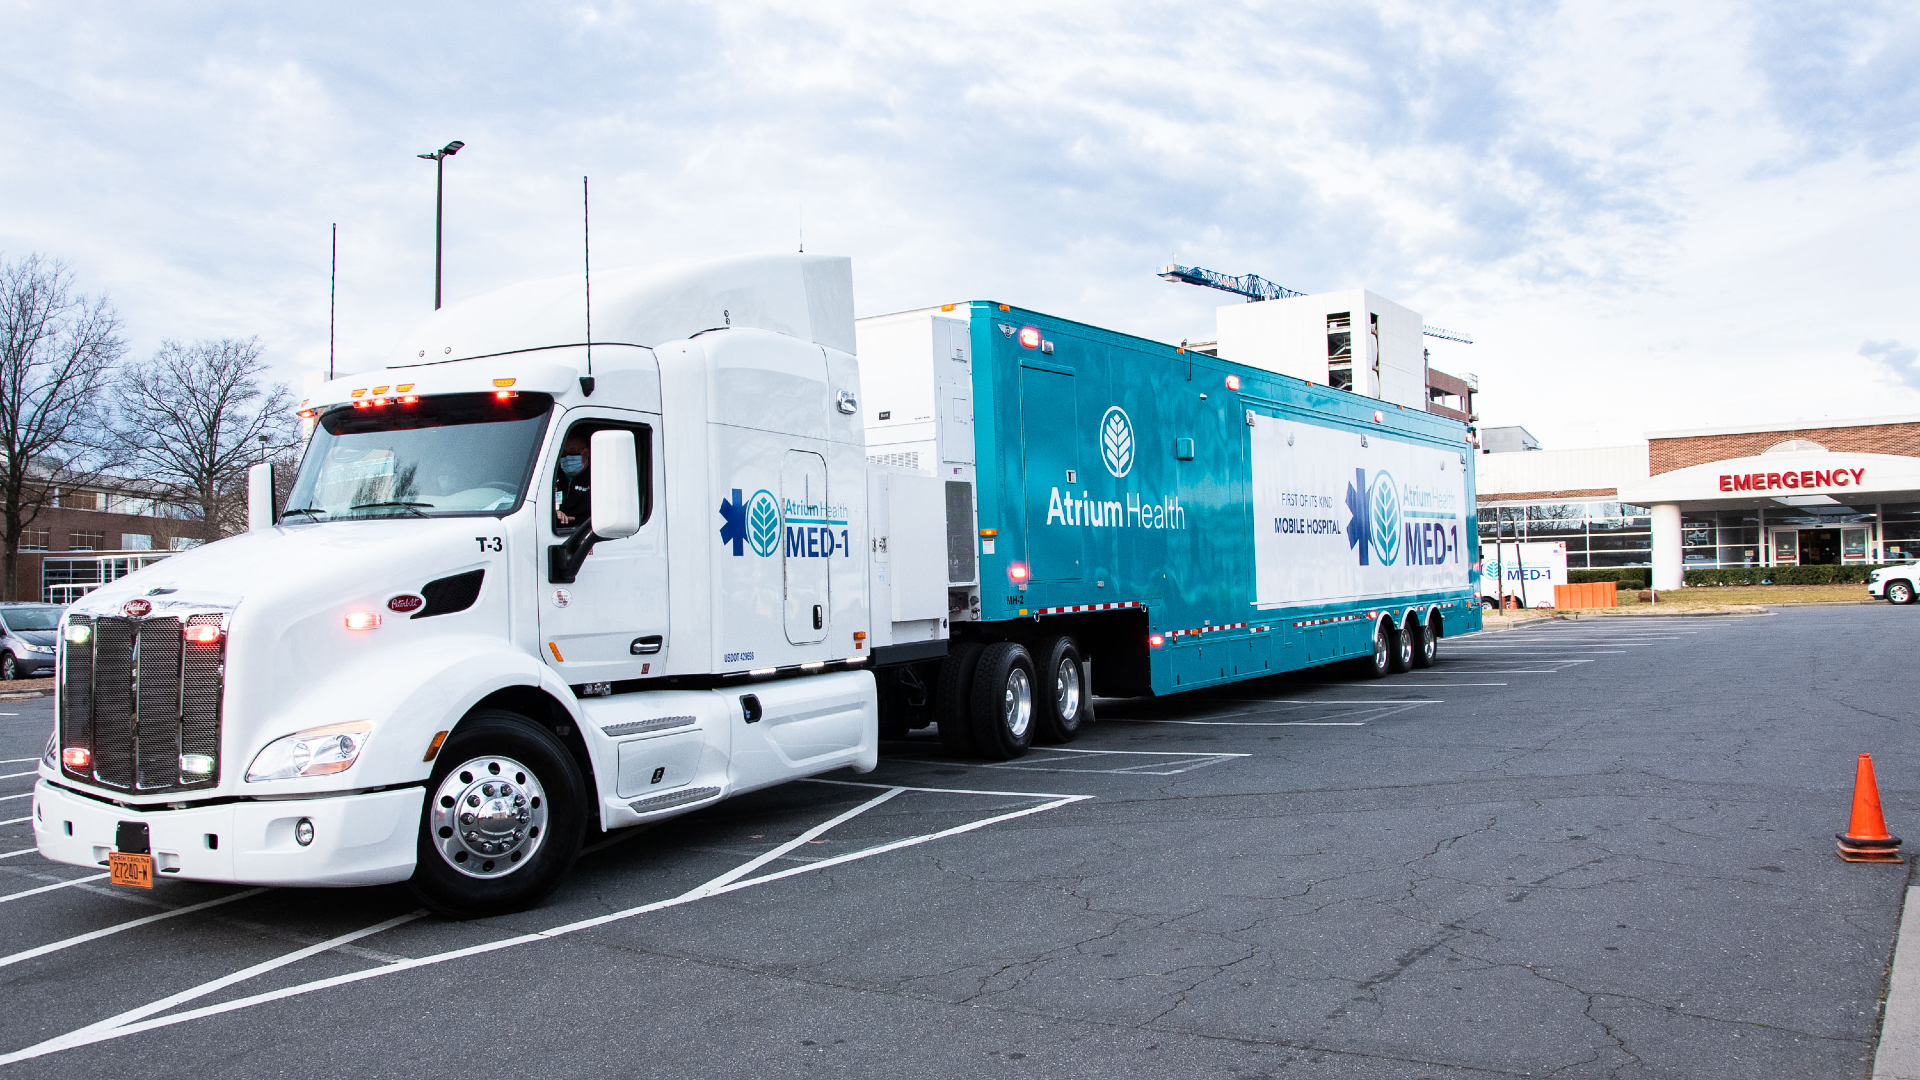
[35,255,880,917]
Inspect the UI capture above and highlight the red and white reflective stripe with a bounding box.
[1290,613,1369,628]
[1165,621,1247,639]
[1034,601,1143,615]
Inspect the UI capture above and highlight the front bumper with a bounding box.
[31,779,424,888]
[1870,579,1886,597]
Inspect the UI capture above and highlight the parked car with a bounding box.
[0,603,61,679]
[1869,562,1918,605]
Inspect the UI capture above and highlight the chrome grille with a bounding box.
[60,611,227,792]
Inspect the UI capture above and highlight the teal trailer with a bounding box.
[859,301,1482,712]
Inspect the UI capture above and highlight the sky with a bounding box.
[3,0,1919,449]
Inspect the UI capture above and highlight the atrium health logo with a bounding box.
[1100,406,1134,478]
[718,488,782,557]
[1369,471,1401,566]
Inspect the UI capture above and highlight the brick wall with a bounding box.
[1650,423,1920,475]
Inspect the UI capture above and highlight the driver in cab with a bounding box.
[553,431,591,530]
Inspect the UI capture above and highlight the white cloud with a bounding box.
[2,0,1918,444]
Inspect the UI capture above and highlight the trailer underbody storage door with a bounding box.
[1021,365,1083,582]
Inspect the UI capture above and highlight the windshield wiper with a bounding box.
[281,506,328,520]
[350,500,432,516]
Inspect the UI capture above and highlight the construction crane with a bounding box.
[1157,262,1473,345]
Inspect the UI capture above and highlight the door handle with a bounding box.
[812,605,823,630]
[631,635,663,655]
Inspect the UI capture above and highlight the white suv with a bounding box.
[1869,562,1918,605]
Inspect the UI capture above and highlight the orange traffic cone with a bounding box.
[1838,753,1903,863]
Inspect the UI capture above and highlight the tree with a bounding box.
[0,254,126,601]
[113,338,297,538]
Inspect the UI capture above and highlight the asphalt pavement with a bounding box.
[0,606,1914,1078]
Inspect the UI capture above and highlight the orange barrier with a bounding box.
[1838,752,1903,863]
[1552,582,1618,609]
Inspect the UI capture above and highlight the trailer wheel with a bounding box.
[936,641,986,757]
[1034,635,1090,744]
[1415,613,1441,668]
[407,710,586,919]
[1358,620,1392,679]
[1406,615,1435,669]
[1387,619,1414,673]
[970,642,1036,760]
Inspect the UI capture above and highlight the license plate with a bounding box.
[108,852,154,889]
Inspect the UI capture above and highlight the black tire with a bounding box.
[1033,635,1090,744]
[1387,620,1414,673]
[1407,615,1436,669]
[407,710,587,919]
[1890,581,1916,605]
[936,641,985,757]
[1418,614,1441,667]
[1481,596,1498,611]
[969,642,1036,761]
[1356,620,1392,679]
[0,654,16,681]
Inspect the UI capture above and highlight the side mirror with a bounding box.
[248,462,276,531]
[589,429,640,540]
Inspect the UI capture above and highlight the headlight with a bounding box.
[245,721,373,782]
[64,621,91,646]
[23,643,51,654]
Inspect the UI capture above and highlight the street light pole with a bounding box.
[416,140,465,309]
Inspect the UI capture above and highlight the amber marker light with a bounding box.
[423,730,449,762]
[344,611,382,630]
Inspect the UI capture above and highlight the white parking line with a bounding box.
[0,873,108,904]
[0,792,32,802]
[0,888,271,969]
[970,747,1250,775]
[0,783,1093,1064]
[1216,698,1443,704]
[1,847,42,859]
[0,770,39,780]
[0,817,27,826]
[1297,682,1508,687]
[1113,718,1367,727]
[0,757,40,764]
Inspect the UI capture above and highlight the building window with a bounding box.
[58,490,101,511]
[121,533,152,551]
[1326,312,1353,391]
[67,531,105,551]
[19,528,48,552]
[168,536,202,551]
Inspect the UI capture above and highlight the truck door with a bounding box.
[1022,366,1083,582]
[782,449,831,644]
[539,411,670,683]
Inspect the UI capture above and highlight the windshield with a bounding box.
[286,392,554,521]
[1,606,60,632]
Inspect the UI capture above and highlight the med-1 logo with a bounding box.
[1100,406,1134,478]
[719,488,782,557]
[1345,468,1401,566]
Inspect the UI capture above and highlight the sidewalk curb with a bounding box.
[1875,885,1920,1079]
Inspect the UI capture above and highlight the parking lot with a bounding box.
[0,605,1912,1078]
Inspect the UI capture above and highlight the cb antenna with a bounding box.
[581,175,594,395]
[798,199,804,253]
[328,223,337,380]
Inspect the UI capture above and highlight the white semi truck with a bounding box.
[34,254,1478,916]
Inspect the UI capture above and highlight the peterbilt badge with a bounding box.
[122,598,151,617]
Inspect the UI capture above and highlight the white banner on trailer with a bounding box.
[1478,542,1568,608]
[1250,416,1470,609]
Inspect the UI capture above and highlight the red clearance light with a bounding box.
[1373,410,1385,423]
[62,747,90,769]
[297,408,318,419]
[1007,562,1031,583]
[344,611,382,631]
[1017,327,1042,349]
[353,400,371,409]
[494,389,517,401]
[1148,634,1165,648]
[1224,374,1242,392]
[371,397,388,407]
[399,394,419,404]
[182,624,222,645]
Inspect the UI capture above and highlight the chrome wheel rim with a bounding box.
[1422,627,1438,661]
[1374,630,1388,668]
[1054,658,1081,723]
[1004,667,1033,739]
[430,755,549,879]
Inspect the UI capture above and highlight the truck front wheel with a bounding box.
[1889,581,1916,605]
[408,710,587,919]
[1034,635,1090,744]
[970,642,1036,760]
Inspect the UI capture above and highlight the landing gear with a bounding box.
[408,710,586,919]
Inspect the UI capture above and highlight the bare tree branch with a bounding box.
[0,253,126,600]
[113,337,298,537]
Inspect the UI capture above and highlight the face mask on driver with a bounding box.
[559,454,585,476]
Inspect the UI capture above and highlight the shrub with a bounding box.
[1570,568,1649,588]
[1683,564,1890,586]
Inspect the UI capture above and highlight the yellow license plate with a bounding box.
[108,851,154,889]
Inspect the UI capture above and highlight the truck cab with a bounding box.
[34,255,889,916]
